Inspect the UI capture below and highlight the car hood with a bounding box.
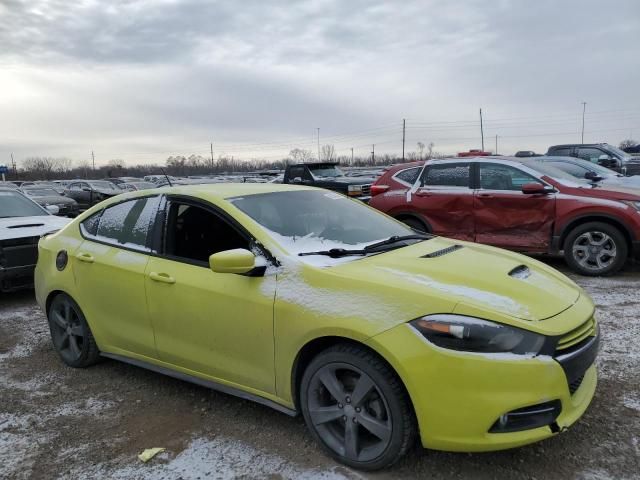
[30,195,77,205]
[325,238,581,324]
[0,215,71,241]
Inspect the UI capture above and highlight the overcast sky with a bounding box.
[1,0,639,166]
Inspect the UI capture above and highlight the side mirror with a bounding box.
[291,177,302,183]
[209,248,255,274]
[46,205,60,215]
[521,182,552,195]
[584,171,603,181]
[81,187,92,192]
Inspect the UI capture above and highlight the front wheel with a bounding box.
[563,222,628,276]
[300,344,416,471]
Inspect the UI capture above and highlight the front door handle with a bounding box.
[478,193,494,198]
[76,252,94,263]
[415,190,431,197]
[149,272,176,284]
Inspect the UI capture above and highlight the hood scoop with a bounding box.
[7,223,45,229]
[509,265,531,279]
[421,244,463,258]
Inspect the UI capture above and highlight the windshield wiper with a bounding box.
[363,234,431,251]
[299,248,367,258]
[298,234,431,258]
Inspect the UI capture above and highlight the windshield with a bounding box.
[309,165,344,178]
[229,190,413,253]
[0,191,48,217]
[606,144,632,159]
[523,161,590,184]
[89,181,120,190]
[23,188,59,197]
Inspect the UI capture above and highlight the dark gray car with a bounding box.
[64,180,122,210]
[21,187,79,217]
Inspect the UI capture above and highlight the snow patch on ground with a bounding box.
[59,437,359,480]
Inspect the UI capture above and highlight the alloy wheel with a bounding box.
[571,231,617,272]
[50,296,85,363]
[306,363,393,462]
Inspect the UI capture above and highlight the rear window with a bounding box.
[82,196,160,251]
[394,167,421,185]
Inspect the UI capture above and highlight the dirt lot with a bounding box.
[1,260,639,480]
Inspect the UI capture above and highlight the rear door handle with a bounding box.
[76,252,94,263]
[149,272,176,284]
[415,190,431,197]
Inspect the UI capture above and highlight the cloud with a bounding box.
[0,0,639,163]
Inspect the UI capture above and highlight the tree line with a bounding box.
[8,143,439,181]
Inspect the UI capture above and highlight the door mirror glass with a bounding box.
[209,248,255,274]
[46,204,60,215]
[521,182,551,194]
[584,171,603,181]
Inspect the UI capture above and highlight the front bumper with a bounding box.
[0,236,39,292]
[367,323,598,452]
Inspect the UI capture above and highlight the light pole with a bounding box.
[581,102,587,143]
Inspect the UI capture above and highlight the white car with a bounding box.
[0,188,70,292]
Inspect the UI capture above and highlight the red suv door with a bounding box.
[411,162,474,241]
[474,162,555,251]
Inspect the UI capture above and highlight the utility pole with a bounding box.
[371,144,375,164]
[581,102,587,143]
[317,128,320,160]
[11,152,16,175]
[210,142,214,171]
[402,119,406,162]
[479,108,485,152]
[495,135,498,155]
[91,151,95,172]
[351,147,354,164]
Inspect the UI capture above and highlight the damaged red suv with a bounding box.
[369,157,640,276]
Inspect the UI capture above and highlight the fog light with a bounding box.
[489,400,561,433]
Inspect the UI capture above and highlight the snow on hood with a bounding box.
[0,215,71,241]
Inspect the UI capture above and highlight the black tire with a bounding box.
[300,343,416,471]
[47,293,101,368]
[563,221,628,276]
[399,217,427,233]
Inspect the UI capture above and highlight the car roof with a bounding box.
[548,143,606,148]
[124,182,317,202]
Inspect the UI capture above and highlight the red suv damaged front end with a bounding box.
[369,157,640,276]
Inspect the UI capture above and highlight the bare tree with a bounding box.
[288,148,314,162]
[416,142,425,160]
[320,144,336,162]
[620,139,638,149]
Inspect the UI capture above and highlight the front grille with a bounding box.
[624,163,640,176]
[556,317,597,351]
[568,374,585,395]
[0,236,40,268]
[360,184,371,196]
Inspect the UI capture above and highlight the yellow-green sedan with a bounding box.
[35,184,599,470]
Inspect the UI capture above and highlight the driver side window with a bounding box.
[479,164,538,191]
[163,200,249,265]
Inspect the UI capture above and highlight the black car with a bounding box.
[21,187,79,217]
[64,180,122,210]
[546,143,640,176]
[282,162,373,201]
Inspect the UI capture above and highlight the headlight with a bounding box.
[621,200,640,211]
[410,314,546,355]
[347,185,363,196]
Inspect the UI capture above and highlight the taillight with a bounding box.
[370,185,389,196]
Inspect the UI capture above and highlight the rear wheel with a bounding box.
[47,293,101,367]
[563,222,627,276]
[300,344,416,471]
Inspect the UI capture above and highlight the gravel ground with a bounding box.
[1,260,639,479]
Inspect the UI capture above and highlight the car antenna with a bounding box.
[160,168,173,187]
